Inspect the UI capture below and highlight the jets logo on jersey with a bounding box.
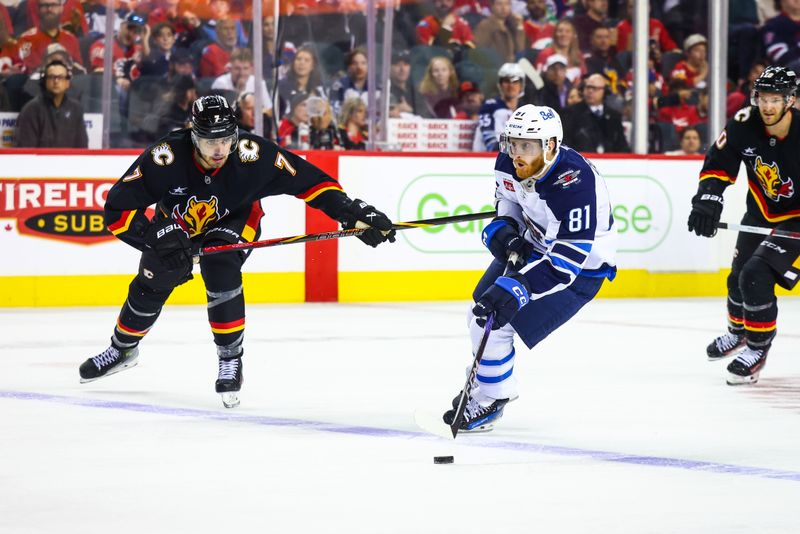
[151,143,175,166]
[754,156,794,201]
[238,139,260,163]
[554,169,582,189]
[171,195,230,236]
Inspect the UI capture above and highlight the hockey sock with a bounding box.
[739,258,777,348]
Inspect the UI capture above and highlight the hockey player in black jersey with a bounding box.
[79,95,396,407]
[688,66,800,385]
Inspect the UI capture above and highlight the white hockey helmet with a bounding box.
[497,62,525,98]
[500,104,563,166]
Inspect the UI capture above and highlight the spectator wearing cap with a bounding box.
[584,25,626,96]
[665,125,702,156]
[416,0,476,51]
[88,12,147,92]
[669,34,708,90]
[211,48,273,114]
[139,22,177,77]
[453,80,483,120]
[522,0,555,49]
[535,18,586,83]
[15,58,87,147]
[17,0,83,73]
[337,96,368,150]
[615,0,678,54]
[389,49,421,117]
[198,17,238,78]
[572,0,611,52]
[278,93,310,149]
[418,54,460,118]
[473,0,526,63]
[276,44,326,117]
[562,73,630,153]
[762,0,800,71]
[538,54,572,113]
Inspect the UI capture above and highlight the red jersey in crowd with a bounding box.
[670,60,704,88]
[17,28,82,72]
[147,8,193,34]
[89,37,142,72]
[0,40,20,74]
[416,14,475,47]
[27,0,88,36]
[199,43,231,78]
[616,18,677,52]
[657,102,702,133]
[524,20,554,48]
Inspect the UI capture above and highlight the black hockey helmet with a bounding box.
[751,66,798,104]
[191,95,238,154]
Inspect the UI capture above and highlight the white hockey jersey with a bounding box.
[493,145,617,299]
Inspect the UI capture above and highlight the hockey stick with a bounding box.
[197,210,497,256]
[717,222,800,240]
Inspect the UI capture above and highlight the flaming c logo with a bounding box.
[754,156,794,201]
[172,195,229,236]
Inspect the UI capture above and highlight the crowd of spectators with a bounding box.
[0,0,795,153]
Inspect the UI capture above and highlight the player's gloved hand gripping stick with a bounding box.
[198,210,499,256]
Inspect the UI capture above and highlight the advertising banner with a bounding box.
[386,118,477,152]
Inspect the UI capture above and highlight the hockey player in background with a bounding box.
[473,62,525,152]
[688,66,800,386]
[445,104,617,431]
[79,95,396,407]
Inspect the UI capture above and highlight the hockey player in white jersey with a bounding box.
[473,62,525,152]
[444,104,617,431]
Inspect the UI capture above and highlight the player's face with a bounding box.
[756,91,792,126]
[195,135,235,168]
[499,77,523,99]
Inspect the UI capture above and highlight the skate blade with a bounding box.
[79,360,139,384]
[220,391,240,408]
[726,372,760,386]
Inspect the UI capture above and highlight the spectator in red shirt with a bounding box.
[0,14,21,76]
[148,0,193,34]
[615,0,678,53]
[199,18,237,78]
[454,79,484,119]
[278,93,310,149]
[656,79,701,133]
[669,34,708,89]
[88,13,147,91]
[337,96,368,150]
[0,3,13,37]
[535,18,586,83]
[522,0,555,49]
[416,0,476,49]
[17,0,83,73]
[26,0,88,37]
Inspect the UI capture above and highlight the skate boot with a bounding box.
[216,356,243,408]
[79,343,139,383]
[443,389,510,433]
[726,346,769,385]
[706,331,746,361]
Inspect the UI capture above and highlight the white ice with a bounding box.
[2,298,799,533]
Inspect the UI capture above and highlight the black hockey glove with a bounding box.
[482,217,533,269]
[472,273,531,330]
[340,198,397,247]
[687,192,723,237]
[144,218,192,270]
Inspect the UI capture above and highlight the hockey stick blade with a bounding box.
[414,409,458,440]
[199,210,497,256]
[717,222,800,240]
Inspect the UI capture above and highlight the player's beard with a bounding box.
[514,155,545,180]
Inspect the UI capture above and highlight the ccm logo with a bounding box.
[512,286,528,306]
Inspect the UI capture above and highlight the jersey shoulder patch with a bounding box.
[150,142,175,166]
[237,137,260,163]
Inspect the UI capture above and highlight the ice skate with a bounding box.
[706,331,746,361]
[79,344,139,383]
[216,356,243,408]
[726,346,769,385]
[443,389,511,433]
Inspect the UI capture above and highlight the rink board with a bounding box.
[0,150,773,306]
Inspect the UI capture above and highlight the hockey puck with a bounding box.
[433,455,454,464]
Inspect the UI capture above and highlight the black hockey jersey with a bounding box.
[105,129,350,250]
[698,107,800,224]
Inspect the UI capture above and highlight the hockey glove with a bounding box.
[482,217,533,269]
[473,273,531,330]
[144,218,192,270]
[687,192,723,237]
[340,198,397,247]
